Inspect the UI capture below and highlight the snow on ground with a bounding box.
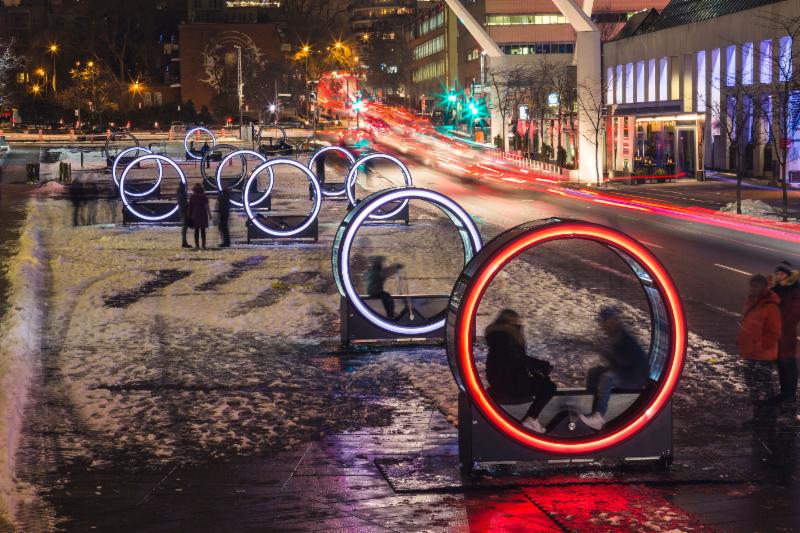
[0,199,45,520]
[6,159,755,516]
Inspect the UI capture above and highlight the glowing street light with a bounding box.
[31,84,42,95]
[48,43,58,94]
[35,68,45,77]
[447,93,457,104]
[129,80,142,94]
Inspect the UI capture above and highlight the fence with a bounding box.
[486,149,567,178]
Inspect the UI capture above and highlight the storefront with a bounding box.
[609,107,704,180]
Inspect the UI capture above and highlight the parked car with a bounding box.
[275,115,310,129]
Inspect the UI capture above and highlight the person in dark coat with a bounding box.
[200,141,211,168]
[364,256,403,319]
[580,307,650,431]
[70,178,84,226]
[485,309,555,434]
[188,182,210,249]
[771,261,800,403]
[217,187,231,247]
[177,182,190,248]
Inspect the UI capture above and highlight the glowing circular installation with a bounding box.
[216,149,273,208]
[307,146,356,197]
[104,129,139,156]
[345,153,413,219]
[445,220,686,455]
[256,124,287,146]
[184,127,217,160]
[119,154,188,222]
[333,187,482,336]
[243,158,321,238]
[201,143,247,189]
[112,146,163,197]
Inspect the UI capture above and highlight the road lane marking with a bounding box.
[704,303,740,318]
[714,263,752,276]
[640,241,663,249]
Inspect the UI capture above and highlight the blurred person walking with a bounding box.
[737,274,781,421]
[177,182,190,248]
[771,261,800,404]
[188,183,210,250]
[217,187,231,247]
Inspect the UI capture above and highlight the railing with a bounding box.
[486,149,567,178]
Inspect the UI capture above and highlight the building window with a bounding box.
[417,11,444,36]
[760,39,772,84]
[697,50,706,112]
[498,42,574,55]
[711,48,721,135]
[726,45,736,87]
[412,58,446,82]
[648,59,656,102]
[485,14,567,25]
[779,36,793,82]
[466,48,480,61]
[727,96,737,139]
[636,61,645,102]
[607,67,614,105]
[413,34,444,60]
[743,95,754,143]
[625,63,634,103]
[742,42,753,85]
[616,64,623,104]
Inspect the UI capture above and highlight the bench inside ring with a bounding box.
[333,187,482,343]
[446,219,684,468]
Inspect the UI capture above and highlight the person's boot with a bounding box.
[579,412,605,430]
[521,417,546,433]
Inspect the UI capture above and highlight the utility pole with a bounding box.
[234,45,244,138]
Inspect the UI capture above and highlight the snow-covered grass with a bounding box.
[719,199,778,217]
[0,199,45,520]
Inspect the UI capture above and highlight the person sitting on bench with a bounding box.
[485,309,556,434]
[580,306,650,431]
[365,256,403,319]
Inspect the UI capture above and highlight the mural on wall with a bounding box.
[200,31,268,92]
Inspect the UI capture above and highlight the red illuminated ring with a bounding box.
[449,221,686,455]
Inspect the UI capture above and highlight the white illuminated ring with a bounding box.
[243,158,321,238]
[184,127,217,160]
[333,187,482,335]
[216,149,273,208]
[345,153,413,219]
[120,154,187,222]
[112,146,163,197]
[201,143,247,189]
[307,146,356,197]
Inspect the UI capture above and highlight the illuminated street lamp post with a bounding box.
[233,45,243,137]
[48,43,58,95]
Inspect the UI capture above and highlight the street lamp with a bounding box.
[48,43,58,95]
[233,45,243,135]
[353,99,363,130]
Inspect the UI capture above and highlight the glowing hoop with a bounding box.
[345,153,413,219]
[184,127,216,160]
[446,220,686,455]
[243,158,321,238]
[214,149,273,208]
[256,124,287,146]
[201,143,247,189]
[112,146,163,197]
[104,129,139,155]
[333,187,482,336]
[120,154,187,222]
[307,146,356,197]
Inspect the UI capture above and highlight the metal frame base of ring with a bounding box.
[446,219,686,471]
[243,158,321,242]
[333,187,482,344]
[184,126,217,160]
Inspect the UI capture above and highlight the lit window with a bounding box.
[625,63,633,103]
[742,42,753,85]
[779,36,792,82]
[636,61,645,102]
[697,51,706,112]
[760,40,772,84]
[616,65,623,104]
[726,45,736,87]
[648,59,656,102]
[606,67,614,104]
[659,57,668,101]
[711,48,721,135]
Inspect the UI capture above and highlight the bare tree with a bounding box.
[576,76,610,186]
[708,81,761,214]
[754,12,800,221]
[486,65,524,151]
[0,41,21,110]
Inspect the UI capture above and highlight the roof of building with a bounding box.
[613,8,659,40]
[629,0,785,36]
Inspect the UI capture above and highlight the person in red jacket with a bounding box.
[737,274,781,411]
[770,261,800,403]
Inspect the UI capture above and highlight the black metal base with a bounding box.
[122,201,181,224]
[310,183,348,200]
[203,177,241,192]
[340,295,449,345]
[246,214,318,243]
[458,392,672,470]
[362,201,409,225]
[119,182,161,201]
